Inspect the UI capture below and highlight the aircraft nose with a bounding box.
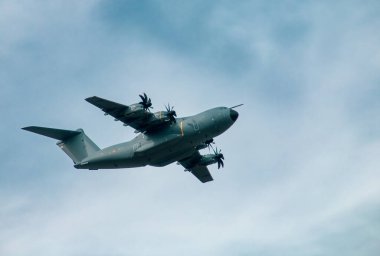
[229,109,239,122]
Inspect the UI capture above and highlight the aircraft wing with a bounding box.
[188,165,213,183]
[85,96,157,133]
[178,150,213,183]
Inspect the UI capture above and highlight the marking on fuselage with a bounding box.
[180,121,184,136]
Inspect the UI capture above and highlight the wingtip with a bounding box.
[85,96,96,102]
[201,177,214,183]
[22,126,35,131]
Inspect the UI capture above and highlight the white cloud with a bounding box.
[1,1,380,255]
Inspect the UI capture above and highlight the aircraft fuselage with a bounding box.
[75,107,238,170]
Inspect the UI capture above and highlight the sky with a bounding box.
[1,0,380,255]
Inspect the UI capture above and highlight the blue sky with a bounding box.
[1,0,380,255]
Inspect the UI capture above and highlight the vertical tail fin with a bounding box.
[22,126,100,164]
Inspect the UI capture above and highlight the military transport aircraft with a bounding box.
[23,93,240,183]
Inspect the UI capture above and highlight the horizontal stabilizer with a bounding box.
[22,126,81,140]
[23,126,100,164]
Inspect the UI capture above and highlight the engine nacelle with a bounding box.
[198,154,218,167]
[125,103,145,115]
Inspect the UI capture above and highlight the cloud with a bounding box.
[1,0,380,255]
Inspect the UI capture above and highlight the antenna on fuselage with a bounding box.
[230,104,244,109]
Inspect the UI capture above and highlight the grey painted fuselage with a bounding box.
[75,107,237,170]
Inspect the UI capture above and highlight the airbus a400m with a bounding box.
[23,93,240,183]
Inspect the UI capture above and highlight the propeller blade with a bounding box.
[139,93,153,111]
[205,139,214,151]
[165,103,177,123]
[212,147,224,169]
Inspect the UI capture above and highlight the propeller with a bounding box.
[213,147,224,169]
[165,104,177,123]
[139,93,153,111]
[205,139,215,151]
